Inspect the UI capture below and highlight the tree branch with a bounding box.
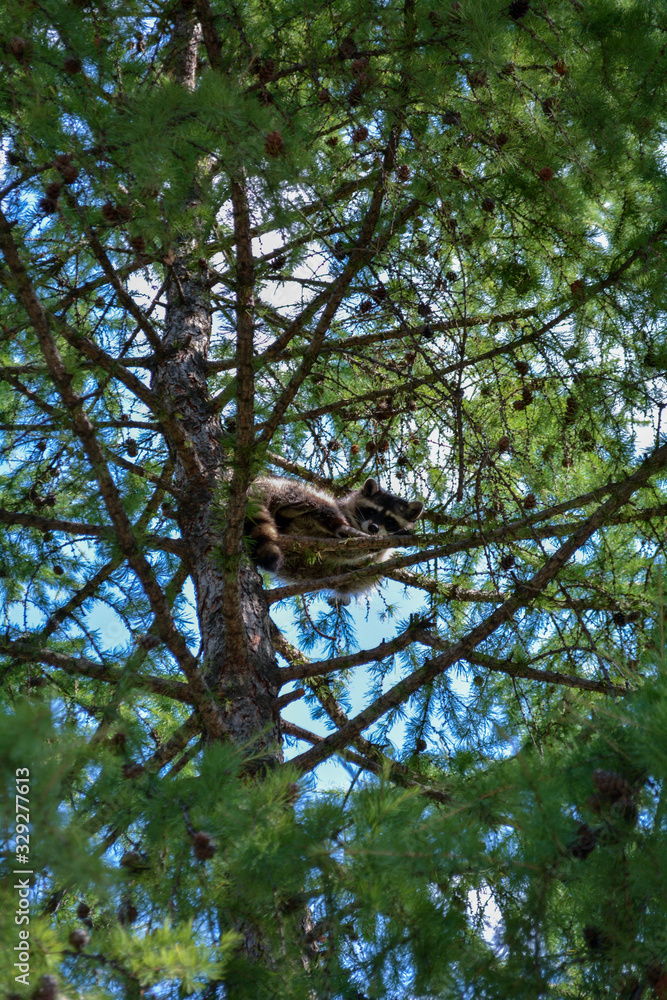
[289,442,667,771]
[0,208,224,739]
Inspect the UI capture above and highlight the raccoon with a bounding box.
[245,476,424,601]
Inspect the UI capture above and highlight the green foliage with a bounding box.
[2,0,667,995]
[2,661,667,997]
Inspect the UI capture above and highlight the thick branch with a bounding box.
[1,641,194,703]
[277,623,420,683]
[289,442,667,771]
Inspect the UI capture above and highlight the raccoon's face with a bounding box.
[348,479,424,536]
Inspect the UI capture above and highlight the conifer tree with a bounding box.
[2,0,667,996]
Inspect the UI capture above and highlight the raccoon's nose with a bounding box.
[367,523,380,534]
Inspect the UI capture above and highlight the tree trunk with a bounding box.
[151,9,282,766]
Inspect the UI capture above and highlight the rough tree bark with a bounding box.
[151,9,281,765]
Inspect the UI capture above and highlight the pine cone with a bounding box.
[442,109,461,125]
[58,162,79,184]
[467,70,487,88]
[646,963,665,986]
[9,36,29,62]
[592,769,633,801]
[371,283,387,303]
[337,34,358,59]
[515,360,530,376]
[253,56,275,83]
[523,493,537,509]
[564,395,578,424]
[497,435,511,453]
[500,554,515,570]
[33,976,59,1000]
[102,202,121,223]
[481,196,495,213]
[569,822,596,859]
[582,924,610,951]
[655,975,667,1000]
[508,0,530,18]
[63,56,82,74]
[118,899,139,925]
[120,850,146,870]
[264,131,284,157]
[352,125,369,143]
[351,57,369,76]
[396,164,411,181]
[38,197,59,215]
[332,240,347,260]
[68,927,90,951]
[610,795,638,825]
[76,901,91,919]
[192,831,217,859]
[122,762,144,779]
[539,166,555,182]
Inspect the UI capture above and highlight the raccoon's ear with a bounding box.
[406,501,424,520]
[362,478,380,496]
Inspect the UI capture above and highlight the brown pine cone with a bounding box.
[569,822,596,859]
[193,831,217,859]
[582,924,610,951]
[610,795,638,825]
[646,963,666,986]
[265,131,284,157]
[592,769,633,801]
[68,927,90,950]
[118,899,139,925]
[33,976,59,1000]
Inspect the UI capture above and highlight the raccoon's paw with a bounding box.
[255,543,283,573]
[335,524,367,539]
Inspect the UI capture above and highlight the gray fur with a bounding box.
[245,476,424,601]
